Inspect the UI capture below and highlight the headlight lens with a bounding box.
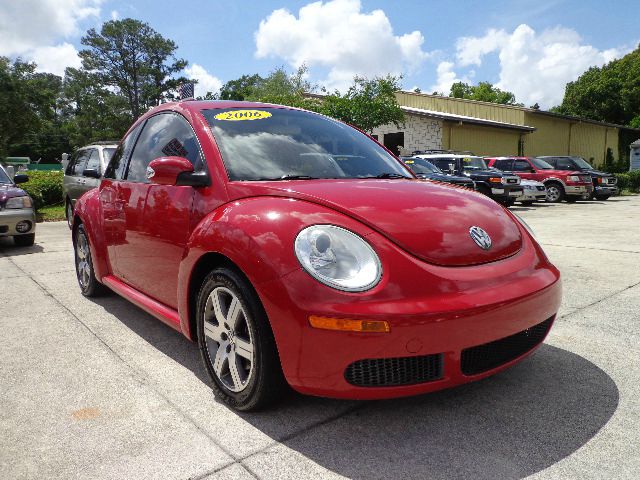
[294,225,382,292]
[5,196,33,209]
[567,175,580,182]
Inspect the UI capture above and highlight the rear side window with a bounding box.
[429,158,456,171]
[84,149,101,174]
[104,123,143,180]
[493,159,512,171]
[555,158,574,170]
[512,160,531,171]
[126,113,203,183]
[71,151,90,176]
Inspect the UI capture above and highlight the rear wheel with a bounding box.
[545,183,565,203]
[74,223,107,297]
[14,234,35,247]
[197,267,285,411]
[66,200,74,229]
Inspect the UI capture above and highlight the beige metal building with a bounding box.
[371,91,640,166]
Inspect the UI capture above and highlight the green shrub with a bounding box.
[21,171,64,210]
[615,170,640,192]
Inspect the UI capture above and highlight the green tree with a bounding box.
[79,18,187,120]
[246,65,318,109]
[557,45,640,126]
[319,75,405,132]
[218,73,264,101]
[449,81,520,105]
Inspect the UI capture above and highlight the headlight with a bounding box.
[512,212,536,238]
[5,196,33,209]
[294,225,382,292]
[566,175,580,182]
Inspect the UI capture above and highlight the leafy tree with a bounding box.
[245,65,318,110]
[449,81,520,105]
[79,18,187,120]
[557,45,640,126]
[218,74,264,101]
[319,75,405,132]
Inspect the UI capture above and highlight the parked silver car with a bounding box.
[0,164,36,246]
[63,142,118,228]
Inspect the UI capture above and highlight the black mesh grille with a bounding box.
[345,353,443,387]
[461,317,553,376]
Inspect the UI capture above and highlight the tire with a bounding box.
[14,234,35,247]
[196,267,285,411]
[595,195,610,201]
[66,200,74,229]
[74,223,107,297]
[520,200,534,206]
[545,183,565,203]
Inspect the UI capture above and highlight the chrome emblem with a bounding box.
[469,226,492,250]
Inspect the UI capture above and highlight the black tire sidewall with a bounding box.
[74,224,100,297]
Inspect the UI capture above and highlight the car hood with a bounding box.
[0,184,28,205]
[228,179,522,266]
[581,169,613,178]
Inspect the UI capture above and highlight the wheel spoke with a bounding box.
[212,345,227,377]
[228,351,243,389]
[234,337,253,361]
[204,321,223,342]
[209,290,226,325]
[226,296,242,329]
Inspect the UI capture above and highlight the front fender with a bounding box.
[177,196,374,337]
[73,188,110,282]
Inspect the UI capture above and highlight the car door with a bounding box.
[110,112,206,308]
[512,159,535,181]
[66,150,90,205]
[492,159,513,172]
[80,148,102,195]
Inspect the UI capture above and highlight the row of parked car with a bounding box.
[401,151,618,207]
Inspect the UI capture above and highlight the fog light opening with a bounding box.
[15,221,32,233]
[309,315,390,333]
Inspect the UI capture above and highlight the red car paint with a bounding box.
[73,100,561,400]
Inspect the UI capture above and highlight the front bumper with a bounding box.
[0,208,36,237]
[565,184,593,196]
[594,185,619,196]
[517,190,547,202]
[257,227,561,400]
[491,185,524,198]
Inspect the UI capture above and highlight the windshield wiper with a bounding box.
[362,173,408,179]
[254,174,318,181]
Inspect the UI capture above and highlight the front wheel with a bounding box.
[545,183,565,203]
[66,200,74,229]
[197,268,285,411]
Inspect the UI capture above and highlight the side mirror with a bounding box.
[147,156,202,186]
[14,174,29,184]
[83,168,101,179]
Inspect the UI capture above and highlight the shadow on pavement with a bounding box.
[0,237,44,256]
[93,293,619,479]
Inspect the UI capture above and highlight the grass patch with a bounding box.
[37,203,66,223]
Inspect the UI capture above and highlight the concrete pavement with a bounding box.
[1,195,639,479]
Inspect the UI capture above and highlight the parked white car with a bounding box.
[517,179,547,205]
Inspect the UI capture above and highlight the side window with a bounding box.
[72,151,90,176]
[556,158,573,170]
[84,149,101,174]
[104,123,143,180]
[126,113,203,183]
[65,152,79,175]
[493,159,512,170]
[513,160,531,172]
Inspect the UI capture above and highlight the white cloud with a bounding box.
[184,64,223,98]
[0,0,101,75]
[110,10,119,21]
[430,61,472,95]
[254,0,430,91]
[30,43,82,76]
[454,24,627,107]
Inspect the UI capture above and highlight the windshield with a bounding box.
[531,157,553,169]
[404,158,441,174]
[202,108,412,181]
[103,147,116,163]
[461,156,488,171]
[571,157,594,169]
[0,167,12,184]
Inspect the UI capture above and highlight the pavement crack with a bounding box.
[542,243,640,254]
[559,280,640,320]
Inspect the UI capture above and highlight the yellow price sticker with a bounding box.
[214,110,272,121]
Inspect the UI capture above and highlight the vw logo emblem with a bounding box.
[469,226,492,250]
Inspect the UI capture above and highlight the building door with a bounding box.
[384,132,404,156]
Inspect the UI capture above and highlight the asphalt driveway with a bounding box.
[1,196,639,479]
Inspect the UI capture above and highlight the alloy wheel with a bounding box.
[546,186,560,202]
[75,230,91,290]
[203,287,255,393]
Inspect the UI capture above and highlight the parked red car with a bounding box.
[486,156,593,202]
[72,101,562,410]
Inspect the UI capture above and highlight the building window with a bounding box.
[384,132,404,156]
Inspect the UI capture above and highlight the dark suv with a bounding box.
[538,156,618,200]
[414,153,523,206]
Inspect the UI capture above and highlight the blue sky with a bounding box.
[2,0,638,108]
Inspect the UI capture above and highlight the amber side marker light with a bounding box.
[309,316,390,333]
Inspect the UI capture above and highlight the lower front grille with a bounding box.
[0,225,8,233]
[536,185,546,191]
[345,353,443,387]
[461,317,553,376]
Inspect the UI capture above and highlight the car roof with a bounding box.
[415,154,483,159]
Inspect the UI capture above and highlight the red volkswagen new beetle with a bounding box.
[72,100,561,410]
